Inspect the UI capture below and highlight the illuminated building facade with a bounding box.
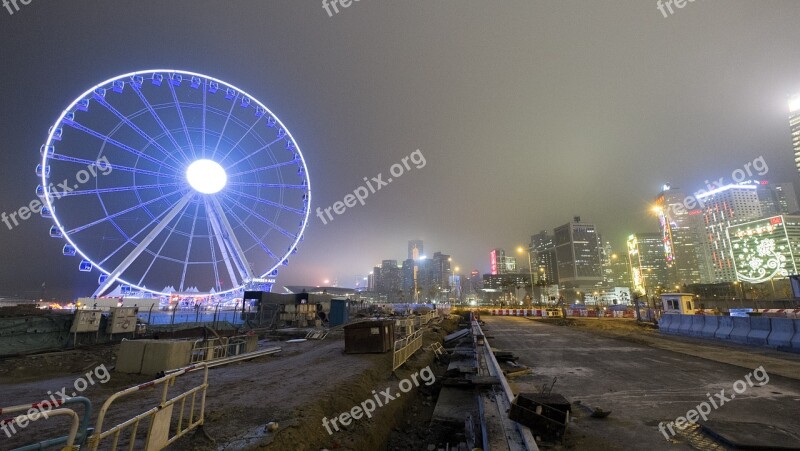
[489,249,516,275]
[627,233,670,294]
[791,95,800,175]
[530,231,558,285]
[696,184,764,282]
[655,185,705,285]
[554,217,602,288]
[727,215,800,283]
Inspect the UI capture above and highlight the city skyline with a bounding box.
[2,2,800,298]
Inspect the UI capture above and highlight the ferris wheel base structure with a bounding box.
[40,70,311,298]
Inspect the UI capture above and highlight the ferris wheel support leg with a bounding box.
[209,196,255,281]
[205,198,242,290]
[92,192,194,297]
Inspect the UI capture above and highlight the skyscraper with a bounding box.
[696,184,764,282]
[790,95,800,175]
[627,233,670,294]
[530,231,558,285]
[408,240,424,260]
[655,185,705,285]
[553,216,602,288]
[489,249,516,275]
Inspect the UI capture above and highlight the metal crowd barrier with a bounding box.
[392,329,423,371]
[189,335,249,363]
[86,362,208,450]
[4,397,92,451]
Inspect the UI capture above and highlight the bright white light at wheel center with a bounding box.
[186,159,227,194]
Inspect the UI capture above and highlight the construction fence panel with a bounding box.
[86,363,208,451]
[2,397,92,451]
[392,330,423,371]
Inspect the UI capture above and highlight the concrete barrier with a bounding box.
[730,317,751,344]
[701,315,719,338]
[659,314,675,334]
[767,318,795,349]
[747,316,771,346]
[116,339,193,375]
[689,315,705,336]
[667,314,683,334]
[792,319,800,349]
[715,316,734,340]
[678,315,693,335]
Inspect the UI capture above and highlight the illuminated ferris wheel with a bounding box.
[38,70,311,296]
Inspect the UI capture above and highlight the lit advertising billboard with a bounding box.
[728,216,797,283]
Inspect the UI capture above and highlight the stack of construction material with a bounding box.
[279,303,319,327]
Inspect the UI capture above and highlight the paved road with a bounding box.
[484,316,800,450]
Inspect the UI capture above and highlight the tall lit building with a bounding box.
[696,184,764,282]
[530,231,558,285]
[790,95,800,175]
[408,240,424,260]
[627,233,670,294]
[771,183,799,214]
[655,185,705,285]
[553,217,602,288]
[489,249,516,275]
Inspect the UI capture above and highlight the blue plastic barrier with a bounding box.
[747,316,771,346]
[678,315,693,335]
[767,318,795,349]
[715,316,733,340]
[701,316,719,338]
[730,317,751,344]
[792,319,800,350]
[689,315,705,336]
[659,314,675,334]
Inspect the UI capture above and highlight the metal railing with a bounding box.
[3,397,92,451]
[86,362,208,451]
[189,334,250,363]
[392,329,423,371]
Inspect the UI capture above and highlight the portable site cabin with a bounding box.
[660,293,698,315]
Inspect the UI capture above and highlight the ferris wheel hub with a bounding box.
[186,159,227,194]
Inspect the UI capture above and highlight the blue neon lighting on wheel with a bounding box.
[40,69,311,296]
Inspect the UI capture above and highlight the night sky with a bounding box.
[2,1,800,299]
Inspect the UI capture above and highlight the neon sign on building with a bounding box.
[728,216,797,283]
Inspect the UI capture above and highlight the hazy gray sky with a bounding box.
[2,1,800,296]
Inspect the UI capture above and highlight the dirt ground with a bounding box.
[1,319,458,451]
[527,317,800,381]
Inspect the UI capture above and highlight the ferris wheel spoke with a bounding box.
[92,192,194,297]
[67,189,184,235]
[227,187,305,215]
[206,215,222,292]
[210,96,238,161]
[205,198,241,289]
[58,183,181,198]
[167,81,197,161]
[96,199,181,268]
[136,204,186,287]
[208,196,255,280]
[221,193,297,241]
[47,153,175,179]
[228,159,298,178]
[218,114,264,162]
[227,182,307,190]
[129,82,191,164]
[224,136,284,169]
[222,204,281,263]
[201,82,208,158]
[62,118,180,172]
[92,93,186,168]
[179,202,201,292]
